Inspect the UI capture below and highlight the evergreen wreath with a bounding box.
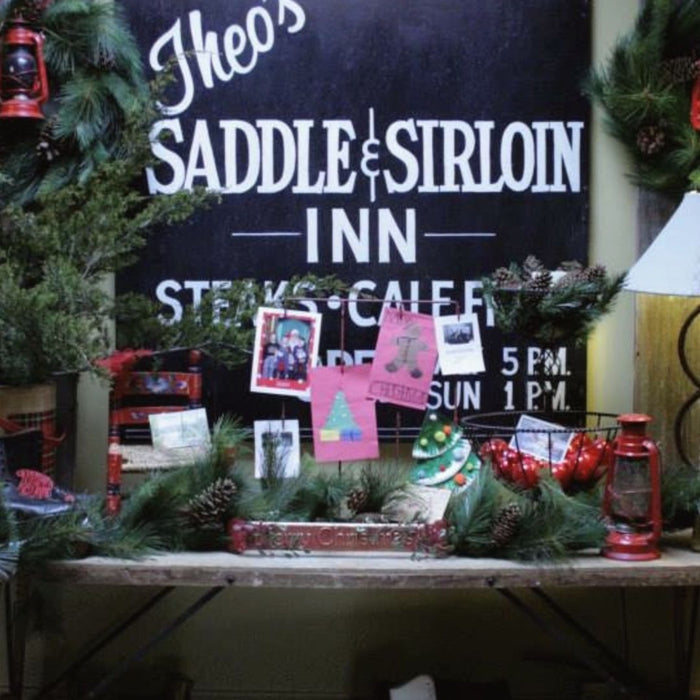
[0,0,146,205]
[588,0,700,196]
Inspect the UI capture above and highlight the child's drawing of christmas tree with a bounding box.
[320,391,362,443]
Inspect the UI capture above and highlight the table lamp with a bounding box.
[625,190,700,465]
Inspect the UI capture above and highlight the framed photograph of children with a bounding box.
[250,307,322,398]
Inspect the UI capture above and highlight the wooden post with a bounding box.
[634,190,700,465]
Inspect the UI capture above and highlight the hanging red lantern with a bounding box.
[602,414,662,561]
[0,14,49,119]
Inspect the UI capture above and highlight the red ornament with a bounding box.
[479,438,508,463]
[551,460,573,489]
[691,74,700,130]
[569,449,599,483]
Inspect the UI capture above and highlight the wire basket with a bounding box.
[461,411,620,491]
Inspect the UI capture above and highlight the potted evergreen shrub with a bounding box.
[0,0,211,480]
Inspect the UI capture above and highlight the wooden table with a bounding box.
[45,541,700,590]
[16,538,700,700]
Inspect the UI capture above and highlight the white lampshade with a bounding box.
[625,191,700,296]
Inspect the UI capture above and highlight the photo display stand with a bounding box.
[288,296,465,473]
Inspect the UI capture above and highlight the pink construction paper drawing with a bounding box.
[367,308,438,409]
[310,364,379,463]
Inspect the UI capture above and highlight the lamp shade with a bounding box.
[625,191,700,297]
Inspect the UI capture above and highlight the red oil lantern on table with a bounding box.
[0,15,49,119]
[602,414,662,561]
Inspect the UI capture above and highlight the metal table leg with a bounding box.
[497,587,659,700]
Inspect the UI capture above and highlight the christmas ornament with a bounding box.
[410,439,479,490]
[692,74,700,130]
[412,411,462,459]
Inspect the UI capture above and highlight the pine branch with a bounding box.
[587,0,700,195]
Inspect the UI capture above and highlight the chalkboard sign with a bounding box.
[118,0,591,436]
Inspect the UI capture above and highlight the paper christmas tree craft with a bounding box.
[310,365,379,463]
[412,411,462,459]
[320,390,362,443]
[409,439,480,490]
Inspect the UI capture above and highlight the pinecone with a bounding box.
[15,0,49,23]
[659,56,700,84]
[558,260,583,273]
[491,267,521,290]
[346,487,369,514]
[96,48,117,70]
[522,255,545,277]
[552,269,587,291]
[636,125,666,156]
[582,264,607,285]
[35,117,60,163]
[523,269,552,295]
[490,503,523,547]
[185,477,238,529]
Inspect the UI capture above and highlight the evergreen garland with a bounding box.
[448,469,607,561]
[0,0,147,204]
[587,0,700,195]
[3,418,700,568]
[5,451,700,568]
[114,274,350,371]
[482,256,626,346]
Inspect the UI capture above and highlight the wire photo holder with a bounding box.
[282,296,465,445]
[462,411,619,492]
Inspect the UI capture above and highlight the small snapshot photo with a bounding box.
[250,307,322,398]
[434,313,485,376]
[254,420,300,479]
[149,408,211,453]
[510,414,574,463]
[443,321,474,345]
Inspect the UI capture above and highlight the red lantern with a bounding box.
[602,414,662,561]
[0,15,49,119]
